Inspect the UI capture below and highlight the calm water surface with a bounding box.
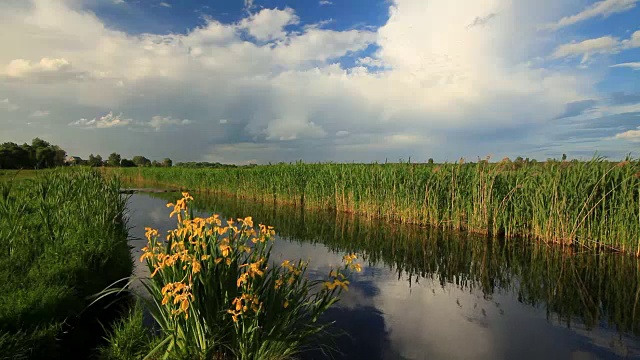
[126,192,640,360]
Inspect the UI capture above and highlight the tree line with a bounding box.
[0,138,173,169]
[0,138,66,169]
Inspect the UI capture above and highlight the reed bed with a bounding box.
[0,169,132,359]
[156,192,640,337]
[118,158,640,253]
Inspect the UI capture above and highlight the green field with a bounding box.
[0,169,133,359]
[116,159,640,254]
[0,170,39,182]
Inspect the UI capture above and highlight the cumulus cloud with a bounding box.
[3,57,91,82]
[615,127,640,141]
[159,2,171,8]
[319,0,333,5]
[543,0,639,31]
[0,0,631,162]
[0,98,19,112]
[70,112,132,129]
[238,8,299,41]
[610,62,640,70]
[622,30,640,49]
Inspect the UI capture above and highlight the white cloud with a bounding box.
[238,8,299,41]
[219,119,228,124]
[622,30,640,49]
[264,119,327,141]
[543,0,639,30]
[30,110,50,117]
[3,57,89,82]
[69,113,192,131]
[551,36,619,63]
[113,0,125,4]
[70,112,132,128]
[356,57,386,68]
[610,62,640,70]
[159,2,171,8]
[615,127,640,141]
[0,98,19,112]
[0,0,627,162]
[319,0,333,5]
[146,115,192,130]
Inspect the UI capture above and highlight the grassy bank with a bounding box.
[117,159,640,253]
[0,169,133,359]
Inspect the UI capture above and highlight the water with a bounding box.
[126,192,640,359]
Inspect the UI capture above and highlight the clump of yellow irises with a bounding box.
[138,192,362,359]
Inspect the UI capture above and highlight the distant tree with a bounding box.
[562,153,567,161]
[132,156,151,167]
[31,138,57,168]
[0,138,66,169]
[120,159,136,167]
[428,158,434,164]
[107,153,121,167]
[53,146,67,167]
[88,154,103,167]
[152,160,159,167]
[0,142,31,169]
[162,158,173,167]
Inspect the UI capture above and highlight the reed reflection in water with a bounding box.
[126,192,640,359]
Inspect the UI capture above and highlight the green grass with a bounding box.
[0,170,39,183]
[97,302,162,360]
[116,158,640,253]
[0,168,133,358]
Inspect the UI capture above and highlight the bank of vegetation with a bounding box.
[0,169,132,359]
[118,158,640,253]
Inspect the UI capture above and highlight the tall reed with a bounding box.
[116,158,640,253]
[0,168,132,358]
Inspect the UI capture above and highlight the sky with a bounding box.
[0,0,639,164]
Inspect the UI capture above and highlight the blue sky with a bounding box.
[0,0,639,163]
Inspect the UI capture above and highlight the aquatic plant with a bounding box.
[134,192,360,359]
[116,157,640,253]
[158,192,640,338]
